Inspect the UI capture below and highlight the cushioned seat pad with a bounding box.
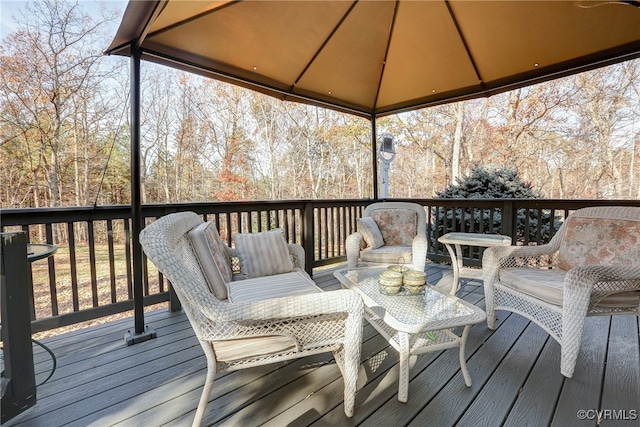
[360,245,412,264]
[219,260,323,362]
[227,269,322,303]
[212,336,297,362]
[500,268,640,308]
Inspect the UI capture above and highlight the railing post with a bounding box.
[1,232,36,422]
[303,202,315,277]
[501,200,517,242]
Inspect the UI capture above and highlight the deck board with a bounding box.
[552,316,611,427]
[4,263,639,427]
[601,316,640,427]
[503,336,563,427]
[456,321,549,426]
[405,314,531,426]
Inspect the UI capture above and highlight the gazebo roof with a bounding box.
[106,0,640,118]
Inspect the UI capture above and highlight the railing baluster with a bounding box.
[107,219,117,303]
[125,218,133,300]
[328,207,333,258]
[224,212,231,245]
[536,209,544,243]
[45,223,58,316]
[335,207,340,256]
[87,221,98,307]
[523,208,531,244]
[340,206,346,256]
[315,207,322,260]
[67,222,79,312]
[282,209,290,242]
[489,208,496,234]
[323,207,329,259]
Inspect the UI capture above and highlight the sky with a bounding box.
[0,0,128,39]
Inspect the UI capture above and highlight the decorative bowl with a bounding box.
[403,270,426,286]
[403,270,426,293]
[379,270,403,294]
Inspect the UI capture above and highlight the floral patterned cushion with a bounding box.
[557,216,640,271]
[370,208,417,246]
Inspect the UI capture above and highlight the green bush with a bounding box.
[437,165,540,199]
[434,165,558,246]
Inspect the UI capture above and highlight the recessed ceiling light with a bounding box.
[534,63,539,67]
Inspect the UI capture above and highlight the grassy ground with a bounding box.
[27,242,344,340]
[30,243,163,340]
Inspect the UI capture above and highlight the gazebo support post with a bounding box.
[371,116,379,201]
[125,40,155,345]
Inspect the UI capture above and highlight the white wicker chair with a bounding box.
[483,206,640,378]
[346,202,428,271]
[139,211,364,426]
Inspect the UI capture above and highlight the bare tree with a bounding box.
[1,0,118,209]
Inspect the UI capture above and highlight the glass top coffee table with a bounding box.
[334,266,486,403]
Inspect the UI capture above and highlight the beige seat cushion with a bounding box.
[227,269,321,303]
[220,268,322,361]
[500,268,640,308]
[212,336,297,362]
[360,245,412,265]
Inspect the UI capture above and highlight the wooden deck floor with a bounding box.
[5,263,639,427]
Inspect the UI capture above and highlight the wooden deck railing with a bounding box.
[2,198,639,333]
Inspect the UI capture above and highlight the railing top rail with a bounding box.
[4,198,639,334]
[3,198,638,227]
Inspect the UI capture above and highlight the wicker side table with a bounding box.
[438,232,511,295]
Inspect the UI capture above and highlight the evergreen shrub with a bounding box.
[433,165,559,252]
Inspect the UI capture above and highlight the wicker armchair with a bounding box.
[139,212,364,426]
[346,202,428,271]
[483,206,640,378]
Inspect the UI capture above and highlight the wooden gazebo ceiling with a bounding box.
[107,0,640,118]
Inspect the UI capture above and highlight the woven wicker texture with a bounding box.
[346,202,428,271]
[483,206,640,378]
[335,266,485,402]
[139,211,364,425]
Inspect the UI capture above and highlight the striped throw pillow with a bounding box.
[233,229,294,278]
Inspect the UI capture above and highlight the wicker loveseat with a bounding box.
[483,206,640,378]
[139,211,364,426]
[346,202,428,271]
